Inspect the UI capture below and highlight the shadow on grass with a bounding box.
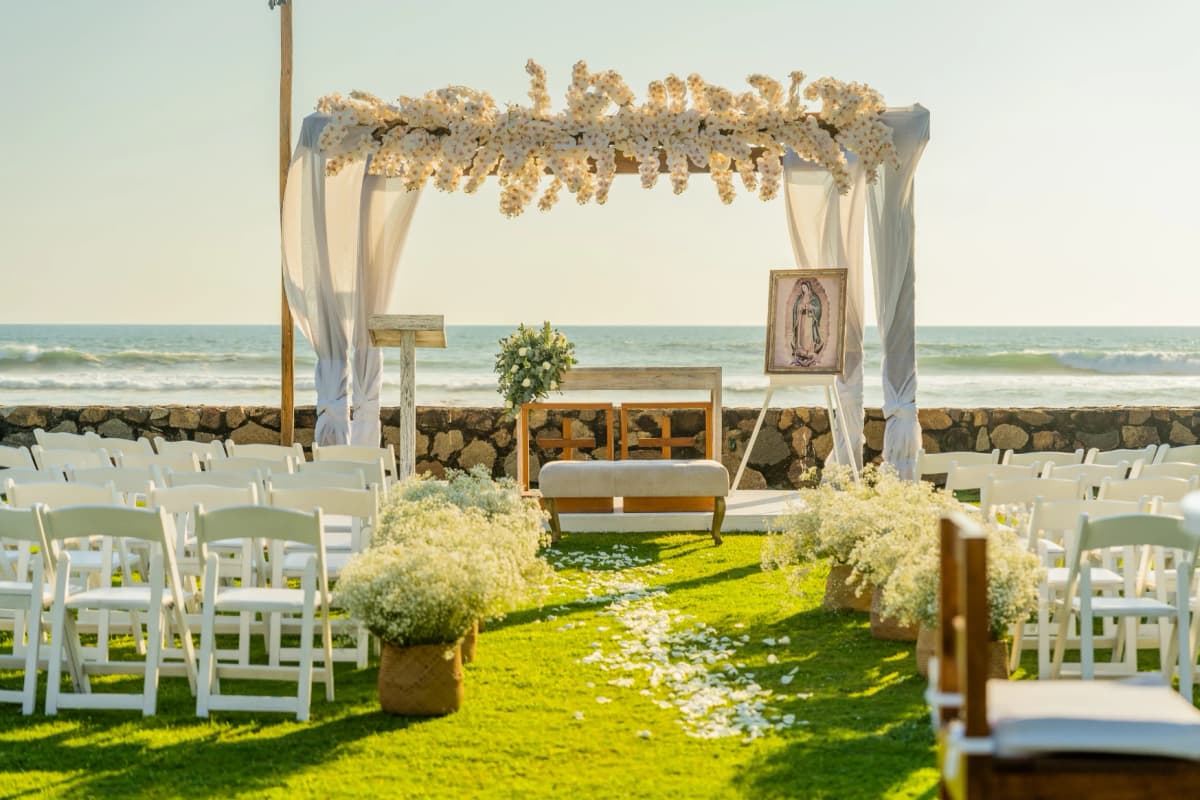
[726,606,938,799]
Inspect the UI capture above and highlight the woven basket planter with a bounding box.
[869,586,919,641]
[916,626,1009,680]
[461,621,479,665]
[822,564,872,612]
[378,641,465,716]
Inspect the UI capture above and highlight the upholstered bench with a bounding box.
[537,459,729,545]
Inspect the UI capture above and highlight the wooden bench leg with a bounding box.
[710,497,725,546]
[545,498,562,544]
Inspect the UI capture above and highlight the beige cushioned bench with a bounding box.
[538,459,729,544]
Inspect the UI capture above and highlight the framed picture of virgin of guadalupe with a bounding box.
[764,268,848,375]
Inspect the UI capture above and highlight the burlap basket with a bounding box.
[869,586,919,641]
[378,641,465,716]
[461,622,479,665]
[822,564,872,612]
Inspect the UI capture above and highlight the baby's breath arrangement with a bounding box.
[495,322,576,417]
[316,61,896,216]
[882,523,1042,640]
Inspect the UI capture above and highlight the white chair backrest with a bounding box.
[118,452,203,472]
[917,448,1000,479]
[194,505,325,582]
[67,466,156,500]
[0,505,50,582]
[944,462,1036,494]
[268,470,365,491]
[38,504,174,547]
[95,437,154,458]
[312,443,398,481]
[152,436,228,461]
[225,442,305,462]
[31,446,111,471]
[1076,512,1199,555]
[1156,444,1200,465]
[1085,444,1157,466]
[269,485,378,550]
[1028,497,1145,540]
[160,468,263,490]
[7,480,121,510]
[1002,449,1084,468]
[150,484,260,514]
[1099,476,1199,503]
[2,469,66,491]
[209,456,295,476]
[33,429,99,451]
[1135,462,1200,482]
[1044,461,1130,489]
[0,445,34,469]
[980,476,1084,518]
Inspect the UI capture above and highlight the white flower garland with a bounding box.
[316,61,896,217]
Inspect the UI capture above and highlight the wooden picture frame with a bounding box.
[764,268,848,375]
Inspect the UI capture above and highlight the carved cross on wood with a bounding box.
[629,416,696,459]
[620,402,713,460]
[536,420,597,462]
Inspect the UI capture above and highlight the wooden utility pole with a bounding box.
[275,1,295,445]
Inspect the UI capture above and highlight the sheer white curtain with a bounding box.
[349,176,422,446]
[868,106,931,479]
[281,114,364,446]
[783,154,867,468]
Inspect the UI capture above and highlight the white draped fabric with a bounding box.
[281,115,363,446]
[350,176,421,446]
[283,114,422,447]
[868,106,931,479]
[783,154,867,468]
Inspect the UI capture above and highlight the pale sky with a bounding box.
[1,0,1197,327]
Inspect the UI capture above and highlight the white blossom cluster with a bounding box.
[316,61,896,216]
[550,545,807,742]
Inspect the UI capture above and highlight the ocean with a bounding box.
[1,325,1198,410]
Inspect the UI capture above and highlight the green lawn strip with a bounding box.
[0,532,939,799]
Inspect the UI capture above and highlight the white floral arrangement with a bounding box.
[395,465,548,536]
[882,523,1042,640]
[494,322,576,417]
[336,539,490,646]
[316,60,896,217]
[761,464,962,596]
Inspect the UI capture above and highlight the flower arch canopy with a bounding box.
[288,60,930,482]
[315,61,898,217]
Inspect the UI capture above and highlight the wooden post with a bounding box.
[278,1,295,446]
[397,332,416,479]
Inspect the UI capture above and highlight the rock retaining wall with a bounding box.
[2,405,1197,490]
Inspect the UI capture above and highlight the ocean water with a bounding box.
[1,325,1198,409]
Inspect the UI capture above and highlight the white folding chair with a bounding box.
[944,462,1037,498]
[1085,444,1157,467]
[1136,462,1200,482]
[194,505,334,721]
[160,468,265,490]
[153,436,228,464]
[31,446,111,472]
[916,448,1000,481]
[0,506,60,715]
[209,455,296,476]
[95,437,154,460]
[1099,476,1199,504]
[68,466,156,506]
[1045,461,1131,495]
[1002,448,1085,473]
[40,504,198,716]
[268,485,379,668]
[225,441,305,462]
[2,468,66,492]
[299,459,384,496]
[118,452,203,473]
[313,443,398,484]
[1156,444,1200,465]
[980,476,1084,522]
[150,483,261,664]
[1014,497,1143,677]
[0,445,35,469]
[1051,512,1199,701]
[34,429,99,451]
[268,470,366,491]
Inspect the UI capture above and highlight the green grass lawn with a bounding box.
[0,533,940,799]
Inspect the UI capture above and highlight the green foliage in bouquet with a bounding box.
[495,321,576,418]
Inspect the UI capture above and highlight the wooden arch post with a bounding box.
[273,0,295,446]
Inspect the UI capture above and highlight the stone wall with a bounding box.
[2,404,1198,490]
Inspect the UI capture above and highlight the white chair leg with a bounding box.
[21,594,42,716]
[296,574,317,722]
[1081,604,1095,681]
[143,605,163,717]
[321,609,335,702]
[45,601,66,716]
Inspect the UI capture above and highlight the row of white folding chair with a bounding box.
[1050,510,1199,702]
[915,448,1000,480]
[1001,448,1085,470]
[0,500,333,719]
[1043,461,1132,492]
[0,506,56,714]
[31,446,113,472]
[312,443,399,486]
[1154,444,1200,465]
[152,437,228,463]
[944,462,1037,496]
[34,429,154,459]
[1098,475,1200,504]
[1134,462,1200,482]
[1086,444,1157,467]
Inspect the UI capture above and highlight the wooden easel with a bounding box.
[368,314,447,480]
[732,373,859,489]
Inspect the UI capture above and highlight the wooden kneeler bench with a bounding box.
[538,460,729,545]
[933,513,1200,799]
